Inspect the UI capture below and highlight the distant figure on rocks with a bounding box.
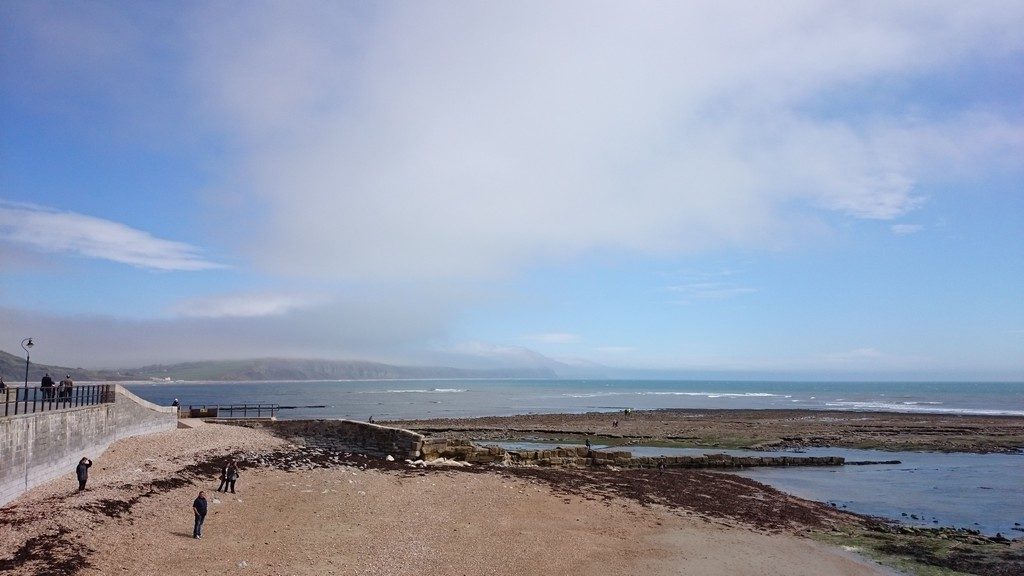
[585,437,592,457]
[218,460,239,493]
[41,373,55,399]
[367,415,374,423]
[657,458,666,474]
[76,457,92,491]
[192,491,208,539]
[171,398,180,407]
[59,374,73,400]
[0,377,6,392]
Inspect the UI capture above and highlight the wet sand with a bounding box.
[0,419,893,576]
[389,409,1024,453]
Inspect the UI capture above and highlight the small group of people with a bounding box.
[68,451,241,540]
[65,449,240,541]
[40,373,74,400]
[192,458,243,539]
[217,459,240,494]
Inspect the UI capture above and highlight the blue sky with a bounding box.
[1,2,1022,379]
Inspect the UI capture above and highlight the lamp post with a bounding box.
[21,337,34,388]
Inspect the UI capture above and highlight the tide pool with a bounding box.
[486,441,1024,536]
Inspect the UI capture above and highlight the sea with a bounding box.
[125,378,1024,535]
[125,378,1024,420]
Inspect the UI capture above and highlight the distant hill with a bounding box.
[130,357,556,381]
[0,350,556,383]
[0,350,140,383]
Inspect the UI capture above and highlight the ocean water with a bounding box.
[125,378,1024,420]
[491,441,1024,536]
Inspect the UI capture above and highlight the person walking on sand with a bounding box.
[192,491,208,539]
[76,457,92,491]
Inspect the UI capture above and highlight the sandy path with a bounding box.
[2,422,893,576]
[83,468,889,576]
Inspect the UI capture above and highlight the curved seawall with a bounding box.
[0,385,177,506]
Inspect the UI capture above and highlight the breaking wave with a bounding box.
[561,391,790,399]
[824,401,1024,417]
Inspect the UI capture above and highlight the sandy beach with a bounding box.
[0,419,897,576]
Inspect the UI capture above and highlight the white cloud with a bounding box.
[667,268,759,302]
[6,4,1023,282]
[172,293,323,318]
[824,347,885,363]
[594,346,635,354]
[0,202,223,271]
[890,224,924,235]
[0,297,455,367]
[669,283,759,302]
[522,332,581,344]
[180,3,1024,281]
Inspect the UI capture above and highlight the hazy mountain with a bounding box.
[130,358,556,381]
[0,350,555,382]
[0,350,140,383]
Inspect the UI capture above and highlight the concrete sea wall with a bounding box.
[0,385,177,506]
[222,420,842,469]
[226,419,425,460]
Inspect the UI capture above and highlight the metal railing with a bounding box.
[2,384,114,418]
[186,403,279,419]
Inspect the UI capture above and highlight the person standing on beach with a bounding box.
[224,461,239,494]
[76,457,92,491]
[217,459,235,492]
[192,491,208,539]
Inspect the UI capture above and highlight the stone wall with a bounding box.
[0,385,177,506]
[420,438,845,468]
[209,420,844,470]
[225,419,424,460]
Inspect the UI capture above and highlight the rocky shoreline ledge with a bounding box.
[388,408,1024,454]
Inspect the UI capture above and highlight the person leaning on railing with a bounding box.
[59,374,74,400]
[41,373,55,400]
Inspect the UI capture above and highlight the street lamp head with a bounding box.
[26,338,33,348]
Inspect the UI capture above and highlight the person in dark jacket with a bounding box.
[217,460,232,492]
[224,461,240,494]
[192,491,208,539]
[41,373,55,399]
[76,457,92,491]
